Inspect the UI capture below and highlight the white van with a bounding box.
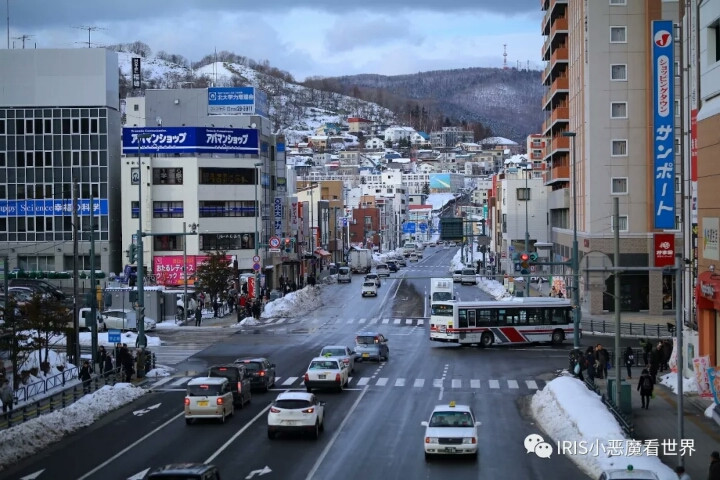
[338,266,352,283]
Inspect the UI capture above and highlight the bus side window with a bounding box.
[518,309,528,324]
[478,309,492,325]
[468,309,476,328]
[497,309,507,326]
[458,309,468,328]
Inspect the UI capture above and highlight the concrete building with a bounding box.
[0,48,122,280]
[541,0,681,315]
[695,0,720,366]
[430,127,474,148]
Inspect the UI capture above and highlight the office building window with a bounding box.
[199,200,255,217]
[153,168,183,185]
[611,178,628,194]
[153,201,183,218]
[131,201,139,219]
[200,233,254,250]
[517,188,530,201]
[611,140,628,156]
[611,102,627,118]
[609,0,626,4]
[710,20,720,63]
[610,64,627,81]
[153,235,183,251]
[610,26,627,43]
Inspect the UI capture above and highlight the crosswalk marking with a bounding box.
[405,319,412,325]
[382,318,389,324]
[147,375,545,392]
[359,318,367,323]
[347,318,354,323]
[370,318,379,324]
[393,318,401,325]
[275,318,286,324]
[417,319,424,326]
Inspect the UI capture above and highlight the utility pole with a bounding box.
[135,133,151,348]
[71,180,80,365]
[89,194,98,370]
[613,197,621,408]
[524,164,531,297]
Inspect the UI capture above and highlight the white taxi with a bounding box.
[267,391,326,440]
[303,356,349,393]
[421,401,481,460]
[598,465,660,480]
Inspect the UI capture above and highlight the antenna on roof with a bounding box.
[73,25,106,48]
[503,44,508,70]
[13,34,33,49]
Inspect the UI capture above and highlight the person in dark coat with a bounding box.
[709,451,720,480]
[195,306,202,327]
[640,338,652,367]
[79,360,93,393]
[623,346,635,379]
[584,346,596,385]
[252,298,261,320]
[637,368,654,409]
[661,339,673,372]
[0,379,14,415]
[97,346,107,374]
[650,342,663,381]
[595,344,609,379]
[103,354,114,378]
[120,345,134,382]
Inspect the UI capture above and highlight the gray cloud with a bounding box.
[324,17,424,53]
[9,0,539,29]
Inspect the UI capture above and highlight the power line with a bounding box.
[73,25,105,48]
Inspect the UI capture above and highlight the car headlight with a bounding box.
[462,437,477,444]
[425,437,438,444]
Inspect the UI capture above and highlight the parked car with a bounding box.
[597,466,659,480]
[452,270,463,283]
[101,308,157,332]
[460,268,477,285]
[303,356,349,392]
[319,345,355,372]
[267,391,325,440]
[208,364,252,407]
[354,332,389,362]
[361,281,378,297]
[337,266,352,283]
[364,273,381,287]
[234,357,276,392]
[143,463,221,480]
[376,264,390,277]
[184,377,234,424]
[421,401,480,460]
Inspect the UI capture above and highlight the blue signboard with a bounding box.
[402,222,416,234]
[208,87,268,117]
[651,20,675,229]
[0,199,108,217]
[108,329,121,344]
[419,223,427,232]
[122,127,259,155]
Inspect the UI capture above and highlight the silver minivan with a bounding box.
[337,266,352,283]
[460,268,477,285]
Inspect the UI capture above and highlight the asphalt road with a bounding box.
[2,245,591,480]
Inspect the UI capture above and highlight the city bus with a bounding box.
[429,297,576,346]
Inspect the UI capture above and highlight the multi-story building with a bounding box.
[430,127,474,148]
[541,0,681,315]
[695,0,720,366]
[0,48,122,281]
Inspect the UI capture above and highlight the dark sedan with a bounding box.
[234,357,276,392]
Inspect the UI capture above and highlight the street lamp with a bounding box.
[254,162,263,299]
[182,221,199,323]
[562,131,581,348]
[523,161,531,298]
[135,132,152,348]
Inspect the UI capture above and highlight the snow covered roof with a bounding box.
[480,136,518,146]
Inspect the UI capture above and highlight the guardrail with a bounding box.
[583,377,634,438]
[13,366,79,403]
[581,318,675,338]
[0,367,123,431]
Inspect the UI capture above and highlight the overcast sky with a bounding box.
[6,0,544,80]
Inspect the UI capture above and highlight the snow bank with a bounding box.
[261,286,321,318]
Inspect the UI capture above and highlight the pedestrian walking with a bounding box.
[0,379,13,416]
[637,368,654,409]
[103,353,114,378]
[595,344,609,380]
[650,342,663,381]
[195,305,202,326]
[710,451,720,480]
[120,345,135,382]
[674,465,691,480]
[79,360,93,393]
[584,346,596,385]
[213,294,220,318]
[238,294,247,317]
[97,345,108,373]
[662,339,673,372]
[623,346,635,379]
[252,298,261,320]
[640,338,652,367]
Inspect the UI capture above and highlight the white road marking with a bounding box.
[376,377,388,386]
[394,378,405,387]
[470,379,481,389]
[417,319,424,326]
[526,380,539,390]
[148,376,174,389]
[357,377,370,386]
[393,318,401,325]
[370,318,379,324]
[275,318,286,324]
[508,380,519,389]
[433,379,443,387]
[359,318,367,323]
[382,318,390,324]
[405,319,413,325]
[414,378,425,388]
[489,380,500,389]
[282,377,298,386]
[451,379,462,389]
[170,376,192,387]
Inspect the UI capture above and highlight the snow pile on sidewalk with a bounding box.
[261,286,322,318]
[0,383,146,470]
[530,375,676,480]
[659,372,699,395]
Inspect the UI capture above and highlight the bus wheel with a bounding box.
[480,332,493,347]
[551,329,565,344]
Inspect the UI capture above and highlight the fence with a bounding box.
[0,367,123,431]
[581,318,675,338]
[583,377,635,438]
[13,366,79,403]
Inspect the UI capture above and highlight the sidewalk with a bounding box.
[593,371,719,479]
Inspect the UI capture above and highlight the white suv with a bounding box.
[267,391,325,440]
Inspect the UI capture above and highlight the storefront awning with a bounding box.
[314,248,331,257]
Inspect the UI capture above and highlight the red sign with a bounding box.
[153,255,231,286]
[653,233,675,267]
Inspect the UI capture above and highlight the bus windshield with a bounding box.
[432,292,453,302]
[431,304,454,316]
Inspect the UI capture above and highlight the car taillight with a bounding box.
[216,397,224,405]
[237,382,242,394]
[302,407,315,414]
[335,373,341,382]
[258,370,265,377]
[270,407,280,413]
[184,398,190,406]
[304,373,309,381]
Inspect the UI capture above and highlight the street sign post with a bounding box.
[108,329,121,344]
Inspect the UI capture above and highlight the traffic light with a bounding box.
[519,252,530,275]
[284,237,292,253]
[128,244,137,263]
